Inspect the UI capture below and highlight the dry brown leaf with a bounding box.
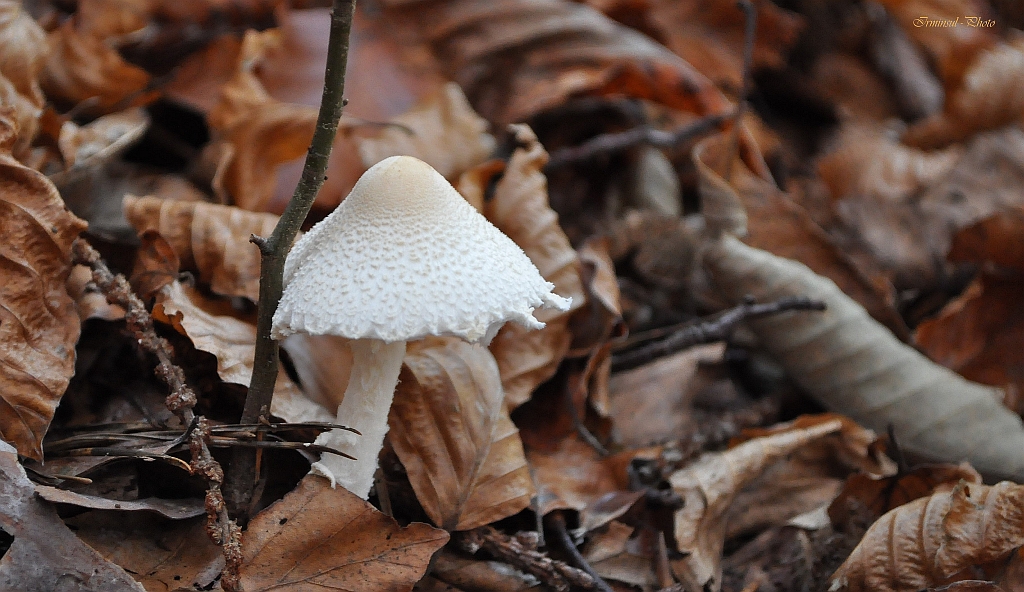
[703,235,1024,481]
[526,433,633,515]
[129,229,179,300]
[0,111,88,460]
[830,481,1024,592]
[949,207,1024,271]
[820,125,1024,290]
[40,20,153,116]
[828,463,983,527]
[697,132,909,339]
[0,442,146,591]
[55,107,149,170]
[67,512,223,592]
[905,35,1024,148]
[607,343,725,448]
[568,236,624,357]
[240,474,449,591]
[478,125,586,409]
[725,414,895,540]
[205,29,320,212]
[582,521,659,590]
[811,52,901,122]
[0,0,47,157]
[377,0,735,126]
[35,485,206,520]
[916,274,1024,400]
[389,337,535,531]
[152,281,324,422]
[123,195,281,302]
[359,82,496,177]
[279,333,352,416]
[668,416,845,592]
[612,0,804,93]
[429,549,544,591]
[875,0,997,87]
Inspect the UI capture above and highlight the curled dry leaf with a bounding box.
[240,475,449,591]
[875,0,997,87]
[67,264,125,322]
[40,20,152,116]
[429,549,544,591]
[905,34,1024,149]
[582,521,660,590]
[0,443,146,591]
[377,0,734,126]
[703,235,1024,481]
[34,485,206,520]
[152,281,324,423]
[915,274,1024,401]
[725,414,896,540]
[830,481,1024,592]
[828,463,983,528]
[56,107,149,170]
[668,416,845,592]
[0,0,47,157]
[948,206,1024,271]
[697,132,908,338]
[205,29,319,212]
[0,111,88,460]
[388,337,535,531]
[359,82,496,178]
[128,229,179,300]
[123,195,281,302]
[66,513,224,592]
[477,125,585,409]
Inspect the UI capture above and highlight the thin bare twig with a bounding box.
[545,112,731,171]
[227,0,357,518]
[72,239,244,592]
[611,297,826,371]
[547,512,616,592]
[455,526,598,592]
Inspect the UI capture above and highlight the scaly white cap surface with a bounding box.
[272,155,571,343]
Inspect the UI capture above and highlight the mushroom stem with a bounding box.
[311,338,406,498]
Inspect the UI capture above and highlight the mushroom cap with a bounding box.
[272,155,571,343]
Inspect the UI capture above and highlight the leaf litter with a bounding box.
[2,0,1024,591]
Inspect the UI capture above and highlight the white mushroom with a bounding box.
[272,155,571,498]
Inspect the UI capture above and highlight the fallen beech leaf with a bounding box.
[40,20,153,116]
[916,274,1024,399]
[279,333,352,416]
[359,82,496,177]
[129,229,179,300]
[905,35,1024,148]
[35,485,206,519]
[698,133,909,339]
[669,416,844,592]
[949,207,1024,271]
[152,281,319,422]
[0,111,88,460]
[377,0,734,126]
[55,107,149,170]
[608,0,804,93]
[67,512,224,592]
[479,125,585,409]
[703,235,1024,481]
[123,195,281,302]
[828,463,983,527]
[726,414,895,540]
[875,0,997,87]
[429,549,543,591]
[0,443,146,591]
[0,0,47,157]
[582,521,659,589]
[526,433,632,515]
[607,343,725,448]
[240,475,449,591]
[389,337,534,531]
[205,29,321,212]
[830,481,1024,592]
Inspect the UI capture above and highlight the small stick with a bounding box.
[723,0,757,183]
[545,112,731,170]
[72,239,244,592]
[611,296,825,371]
[456,526,598,592]
[546,512,616,592]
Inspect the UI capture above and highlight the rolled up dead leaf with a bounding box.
[704,235,1024,481]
